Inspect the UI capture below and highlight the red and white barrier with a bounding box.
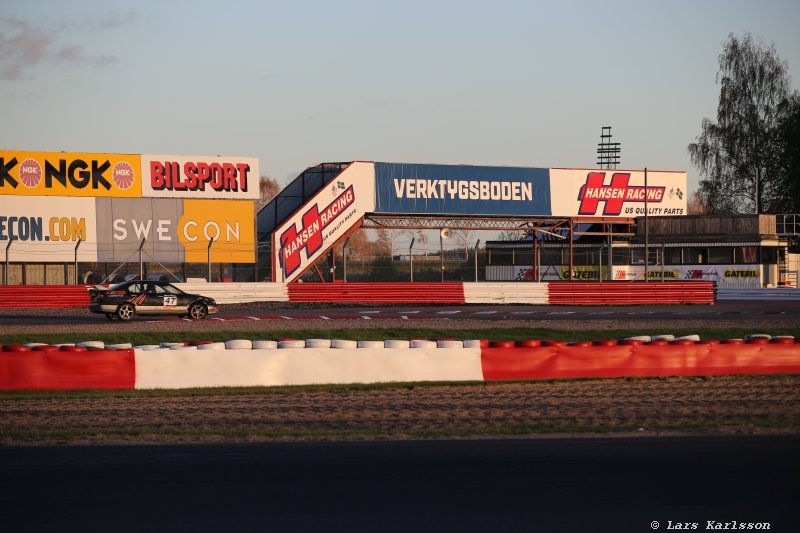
[0,281,716,307]
[2,335,798,390]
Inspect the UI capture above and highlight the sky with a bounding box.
[1,0,799,194]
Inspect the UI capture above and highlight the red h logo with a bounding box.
[577,172,664,216]
[279,186,355,277]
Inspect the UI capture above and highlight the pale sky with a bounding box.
[2,0,799,193]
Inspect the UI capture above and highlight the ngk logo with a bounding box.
[279,186,355,276]
[577,172,664,216]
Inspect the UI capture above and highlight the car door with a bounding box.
[144,283,186,315]
[125,282,149,311]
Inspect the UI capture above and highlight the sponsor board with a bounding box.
[497,264,762,286]
[0,150,141,198]
[141,154,259,199]
[179,199,255,263]
[374,163,551,216]
[96,199,255,263]
[274,162,375,282]
[613,265,763,286]
[550,168,687,217]
[0,196,98,261]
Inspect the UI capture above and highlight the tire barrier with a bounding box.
[2,335,799,390]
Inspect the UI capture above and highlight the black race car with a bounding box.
[88,281,219,321]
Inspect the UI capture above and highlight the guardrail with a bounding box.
[717,288,800,301]
[0,285,90,308]
[287,282,466,304]
[175,282,289,304]
[0,281,719,308]
[547,281,715,305]
[463,283,548,304]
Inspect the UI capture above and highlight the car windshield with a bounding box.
[108,283,128,291]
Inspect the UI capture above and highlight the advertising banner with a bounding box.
[612,264,762,286]
[141,154,260,199]
[0,150,141,198]
[180,199,255,263]
[95,198,255,263]
[273,161,376,283]
[549,168,687,217]
[492,264,761,285]
[374,163,551,216]
[0,196,98,262]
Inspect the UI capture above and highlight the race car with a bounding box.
[88,280,219,321]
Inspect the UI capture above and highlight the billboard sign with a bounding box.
[96,199,255,263]
[273,161,375,283]
[0,150,141,198]
[141,154,260,199]
[0,197,98,261]
[374,163,551,216]
[550,168,687,217]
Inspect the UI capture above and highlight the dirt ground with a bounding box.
[2,375,798,445]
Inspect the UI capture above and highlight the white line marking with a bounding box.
[280,316,294,320]
[319,316,331,320]
[247,316,261,321]
[362,316,372,320]
[359,310,381,314]
[474,311,498,315]
[437,310,461,314]
[547,312,576,315]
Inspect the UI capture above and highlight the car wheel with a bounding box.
[188,302,207,320]
[116,303,136,321]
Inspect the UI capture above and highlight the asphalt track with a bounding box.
[1,300,799,326]
[1,436,797,532]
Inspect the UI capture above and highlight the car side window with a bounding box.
[128,283,145,294]
[153,285,167,295]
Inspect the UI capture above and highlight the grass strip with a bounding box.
[1,326,797,346]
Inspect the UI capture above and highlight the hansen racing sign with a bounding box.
[273,162,376,283]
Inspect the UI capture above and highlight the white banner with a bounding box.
[0,196,98,262]
[141,154,260,199]
[549,168,687,217]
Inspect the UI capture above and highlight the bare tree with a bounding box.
[256,177,281,210]
[686,191,708,215]
[452,229,476,260]
[496,230,525,241]
[689,33,798,213]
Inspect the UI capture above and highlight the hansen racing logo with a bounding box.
[577,172,665,216]
[279,185,355,277]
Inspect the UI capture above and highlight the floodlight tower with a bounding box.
[596,126,621,169]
